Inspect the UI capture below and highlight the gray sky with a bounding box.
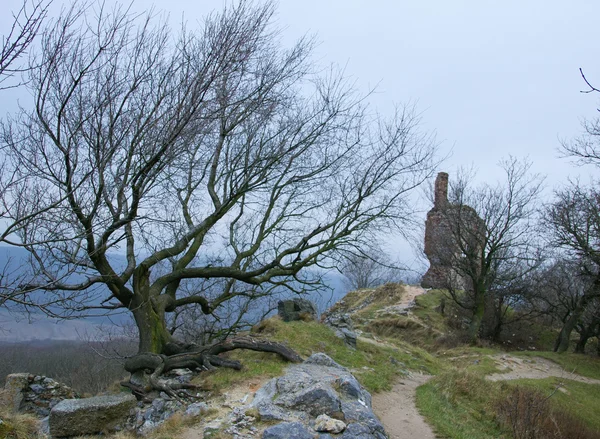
[1,0,599,339]
[2,0,599,261]
[4,0,599,186]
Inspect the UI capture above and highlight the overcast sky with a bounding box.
[2,0,599,266]
[4,0,599,183]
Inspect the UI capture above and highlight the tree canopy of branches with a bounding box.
[437,158,543,341]
[0,0,50,89]
[541,69,600,353]
[0,0,51,313]
[339,247,402,291]
[0,0,436,377]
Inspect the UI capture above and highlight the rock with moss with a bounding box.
[277,298,318,322]
[49,394,136,437]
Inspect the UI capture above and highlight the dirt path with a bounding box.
[401,285,427,305]
[372,373,436,439]
[369,285,438,439]
[487,354,600,384]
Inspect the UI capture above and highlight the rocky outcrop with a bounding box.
[3,373,79,416]
[49,394,137,437]
[252,353,386,439]
[321,311,357,349]
[277,298,318,322]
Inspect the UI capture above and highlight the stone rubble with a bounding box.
[3,373,79,417]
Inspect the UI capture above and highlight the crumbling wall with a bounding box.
[421,172,484,289]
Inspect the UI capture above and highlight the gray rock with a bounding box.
[314,414,346,434]
[252,353,386,437]
[30,384,45,394]
[304,353,347,370]
[185,402,209,417]
[39,416,50,436]
[262,421,315,439]
[277,298,317,322]
[4,373,29,411]
[49,394,136,437]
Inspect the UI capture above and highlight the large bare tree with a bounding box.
[0,0,437,386]
[435,159,543,341]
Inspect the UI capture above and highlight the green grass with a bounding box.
[416,369,509,439]
[516,351,600,380]
[201,317,442,394]
[413,289,449,331]
[511,377,600,432]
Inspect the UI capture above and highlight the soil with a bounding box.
[487,354,600,384]
[371,373,436,439]
[369,285,438,439]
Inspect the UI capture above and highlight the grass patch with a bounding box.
[416,369,509,439]
[413,289,449,331]
[510,377,600,432]
[516,351,600,380]
[206,317,442,394]
[0,410,40,439]
[438,346,505,375]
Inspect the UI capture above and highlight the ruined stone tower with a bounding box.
[421,172,485,289]
[421,172,453,288]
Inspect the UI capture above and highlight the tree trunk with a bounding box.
[131,298,172,354]
[574,332,590,354]
[469,287,485,342]
[554,306,584,353]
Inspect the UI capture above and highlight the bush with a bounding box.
[496,386,600,439]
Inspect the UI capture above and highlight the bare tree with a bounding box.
[0,0,51,312]
[560,69,600,166]
[435,158,544,341]
[0,0,437,392]
[545,184,600,352]
[0,0,50,89]
[339,247,403,290]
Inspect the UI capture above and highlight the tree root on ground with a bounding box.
[123,335,302,401]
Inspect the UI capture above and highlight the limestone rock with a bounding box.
[262,421,314,439]
[277,298,317,322]
[314,414,346,433]
[49,394,136,437]
[252,353,385,437]
[321,311,357,348]
[4,373,29,411]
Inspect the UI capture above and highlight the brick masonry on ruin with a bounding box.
[420,172,484,290]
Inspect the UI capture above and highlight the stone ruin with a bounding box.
[421,172,484,290]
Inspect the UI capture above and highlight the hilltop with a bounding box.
[2,283,600,438]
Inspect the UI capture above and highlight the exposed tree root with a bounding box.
[123,335,302,401]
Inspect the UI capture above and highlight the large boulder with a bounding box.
[252,353,386,439]
[49,394,136,437]
[277,298,317,322]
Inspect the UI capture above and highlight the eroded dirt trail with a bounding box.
[372,373,436,439]
[487,354,600,384]
[370,285,438,439]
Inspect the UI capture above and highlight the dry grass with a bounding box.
[497,386,600,439]
[0,409,40,439]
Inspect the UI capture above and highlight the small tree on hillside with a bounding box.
[438,158,544,341]
[0,0,437,391]
[339,247,402,290]
[545,185,600,352]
